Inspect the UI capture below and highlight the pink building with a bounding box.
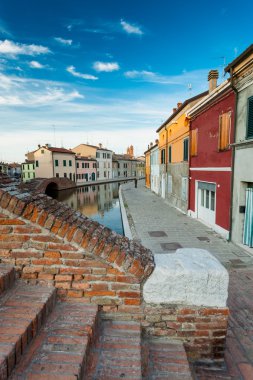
[76,156,97,184]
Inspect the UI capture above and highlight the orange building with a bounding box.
[156,93,207,212]
[144,146,151,188]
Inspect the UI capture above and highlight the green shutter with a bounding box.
[247,97,253,139]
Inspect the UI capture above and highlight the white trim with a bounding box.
[190,167,231,172]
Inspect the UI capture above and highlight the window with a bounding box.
[97,171,99,178]
[190,129,198,156]
[218,112,231,150]
[161,149,166,164]
[85,163,89,168]
[36,160,39,167]
[64,173,67,178]
[82,163,84,168]
[76,162,79,168]
[93,163,96,168]
[103,153,106,159]
[168,146,172,163]
[69,160,72,167]
[104,171,106,177]
[69,173,72,180]
[247,96,253,139]
[41,149,44,154]
[55,159,59,167]
[183,138,189,161]
[211,191,215,211]
[33,164,35,169]
[107,153,110,159]
[96,152,100,158]
[97,162,99,168]
[63,160,66,167]
[56,173,59,178]
[28,172,30,178]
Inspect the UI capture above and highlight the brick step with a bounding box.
[0,264,15,295]
[143,337,193,380]
[87,319,142,379]
[192,363,232,379]
[10,301,98,380]
[0,280,56,380]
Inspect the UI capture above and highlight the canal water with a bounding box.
[53,182,124,235]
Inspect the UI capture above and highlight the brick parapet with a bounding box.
[0,182,154,308]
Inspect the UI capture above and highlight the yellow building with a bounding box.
[144,147,151,189]
[156,93,207,212]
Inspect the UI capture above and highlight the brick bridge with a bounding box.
[20,177,76,195]
[0,175,229,379]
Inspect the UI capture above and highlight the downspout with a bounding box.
[229,67,238,241]
[165,126,168,195]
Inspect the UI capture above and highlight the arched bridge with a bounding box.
[20,177,76,195]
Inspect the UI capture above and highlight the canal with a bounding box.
[53,182,124,235]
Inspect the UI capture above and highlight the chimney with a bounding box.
[150,142,153,147]
[148,144,150,150]
[173,107,177,113]
[155,139,159,144]
[38,144,41,148]
[177,102,182,109]
[45,143,48,148]
[208,70,219,93]
[98,143,102,149]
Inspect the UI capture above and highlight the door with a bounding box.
[243,188,253,247]
[197,182,216,227]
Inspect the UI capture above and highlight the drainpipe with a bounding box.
[165,126,168,192]
[228,67,238,241]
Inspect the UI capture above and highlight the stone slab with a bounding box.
[143,248,229,307]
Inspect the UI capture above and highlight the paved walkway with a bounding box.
[121,181,253,380]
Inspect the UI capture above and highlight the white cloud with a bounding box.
[120,19,143,35]
[124,69,210,86]
[54,37,72,46]
[0,72,83,106]
[66,65,98,80]
[29,61,46,69]
[0,40,50,57]
[93,61,119,72]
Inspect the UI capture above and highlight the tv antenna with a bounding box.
[188,83,192,95]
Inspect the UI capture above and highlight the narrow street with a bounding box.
[122,181,253,379]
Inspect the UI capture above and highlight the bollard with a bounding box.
[135,178,137,188]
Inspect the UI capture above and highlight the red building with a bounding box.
[187,70,236,239]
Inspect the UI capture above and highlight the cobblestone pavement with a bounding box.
[121,181,253,380]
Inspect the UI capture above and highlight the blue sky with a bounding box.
[0,0,252,162]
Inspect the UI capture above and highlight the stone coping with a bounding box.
[143,248,229,307]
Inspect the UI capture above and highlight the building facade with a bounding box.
[156,93,207,211]
[21,161,35,182]
[150,143,159,195]
[188,71,236,239]
[225,45,253,248]
[72,143,112,181]
[34,145,76,181]
[144,148,151,189]
[75,156,97,184]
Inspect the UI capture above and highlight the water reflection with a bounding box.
[54,182,123,235]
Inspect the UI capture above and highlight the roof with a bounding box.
[225,44,253,72]
[75,156,96,161]
[112,154,138,161]
[144,143,158,155]
[22,160,35,164]
[72,143,112,152]
[156,91,208,133]
[187,80,231,118]
[97,147,112,152]
[48,147,75,154]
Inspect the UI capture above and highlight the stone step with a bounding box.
[10,301,98,380]
[0,264,15,295]
[87,319,142,379]
[0,281,56,380]
[143,338,193,380]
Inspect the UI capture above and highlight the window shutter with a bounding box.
[191,129,198,156]
[247,97,253,139]
[219,112,231,150]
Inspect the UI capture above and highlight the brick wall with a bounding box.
[0,185,154,310]
[142,304,229,362]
